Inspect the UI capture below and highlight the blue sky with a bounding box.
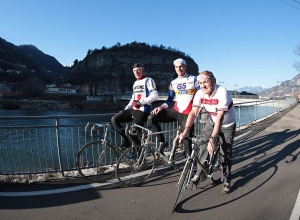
[1,0,300,90]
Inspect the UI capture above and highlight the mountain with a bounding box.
[0,37,69,83]
[1,36,299,98]
[237,85,268,94]
[69,41,199,93]
[258,73,300,97]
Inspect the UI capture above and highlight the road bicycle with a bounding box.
[115,124,187,186]
[76,122,122,182]
[172,135,224,213]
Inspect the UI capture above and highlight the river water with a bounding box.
[0,104,283,174]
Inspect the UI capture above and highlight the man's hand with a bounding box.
[151,106,162,115]
[132,100,141,108]
[174,132,187,145]
[207,138,216,155]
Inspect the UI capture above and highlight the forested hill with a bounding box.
[0,37,69,83]
[68,42,199,93]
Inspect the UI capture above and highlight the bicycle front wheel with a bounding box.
[210,152,224,183]
[116,146,156,186]
[77,140,118,182]
[173,159,193,213]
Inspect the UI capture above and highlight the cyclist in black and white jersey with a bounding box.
[111,63,158,149]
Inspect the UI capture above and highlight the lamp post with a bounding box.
[277,81,281,99]
[233,84,238,96]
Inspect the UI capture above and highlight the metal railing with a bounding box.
[0,98,297,177]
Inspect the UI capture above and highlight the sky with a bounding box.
[1,0,300,90]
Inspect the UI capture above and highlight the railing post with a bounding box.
[237,104,241,129]
[55,116,64,176]
[255,102,257,121]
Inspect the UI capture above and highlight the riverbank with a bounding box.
[0,95,127,111]
[0,95,164,111]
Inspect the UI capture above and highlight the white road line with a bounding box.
[289,190,300,220]
[234,130,252,141]
[0,179,119,197]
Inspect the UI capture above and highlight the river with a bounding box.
[0,103,285,174]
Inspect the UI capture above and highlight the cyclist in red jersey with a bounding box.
[176,70,236,193]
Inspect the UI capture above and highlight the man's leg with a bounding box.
[192,122,212,181]
[130,110,150,146]
[220,123,236,193]
[111,110,132,148]
[148,109,176,153]
[178,113,194,156]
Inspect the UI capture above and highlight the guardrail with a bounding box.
[0,98,297,178]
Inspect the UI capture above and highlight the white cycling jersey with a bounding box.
[125,77,158,113]
[161,73,199,114]
[193,84,236,127]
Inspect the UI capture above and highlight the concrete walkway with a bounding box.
[0,103,299,220]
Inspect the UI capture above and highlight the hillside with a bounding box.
[259,73,300,97]
[69,42,199,93]
[0,37,69,83]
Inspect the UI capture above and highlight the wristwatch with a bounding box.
[210,136,218,141]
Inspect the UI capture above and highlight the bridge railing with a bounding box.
[0,98,297,177]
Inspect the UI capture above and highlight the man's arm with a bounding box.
[177,106,201,143]
[207,109,224,155]
[151,83,175,115]
[139,78,158,105]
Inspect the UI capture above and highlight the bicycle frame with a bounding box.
[129,124,182,167]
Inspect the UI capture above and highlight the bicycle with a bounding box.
[172,135,224,213]
[115,124,187,186]
[76,122,121,182]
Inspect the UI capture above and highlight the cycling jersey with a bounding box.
[125,77,158,113]
[193,84,236,127]
[161,73,199,114]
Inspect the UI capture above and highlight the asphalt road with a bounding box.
[0,103,299,220]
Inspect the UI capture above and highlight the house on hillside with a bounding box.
[45,84,78,95]
[0,82,15,94]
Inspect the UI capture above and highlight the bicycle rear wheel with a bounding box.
[173,159,193,213]
[116,146,156,186]
[210,152,224,183]
[77,140,118,182]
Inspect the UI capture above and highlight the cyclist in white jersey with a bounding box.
[111,63,158,148]
[148,58,200,155]
[176,70,236,194]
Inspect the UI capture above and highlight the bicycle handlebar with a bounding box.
[130,124,180,137]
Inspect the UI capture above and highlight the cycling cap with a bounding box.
[132,63,144,68]
[173,58,186,66]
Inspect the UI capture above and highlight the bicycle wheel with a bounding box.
[77,140,118,182]
[210,152,224,183]
[173,159,193,213]
[116,146,156,186]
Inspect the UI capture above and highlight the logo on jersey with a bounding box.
[133,85,145,93]
[175,83,189,95]
[201,98,219,105]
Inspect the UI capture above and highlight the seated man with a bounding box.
[176,70,236,194]
[111,63,158,148]
[148,58,199,155]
